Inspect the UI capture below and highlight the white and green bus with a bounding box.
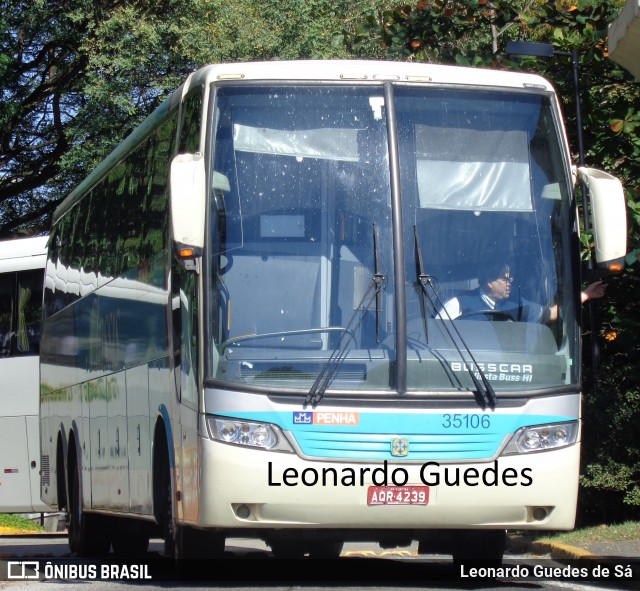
[39,60,626,562]
[0,235,50,513]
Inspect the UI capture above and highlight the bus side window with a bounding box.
[0,270,42,357]
[178,91,203,154]
[0,272,15,356]
[16,270,43,355]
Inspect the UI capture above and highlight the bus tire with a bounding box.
[67,459,111,556]
[157,434,224,561]
[161,456,176,559]
[451,529,506,567]
[269,538,343,559]
[307,540,344,559]
[176,526,225,560]
[111,519,151,556]
[269,538,306,558]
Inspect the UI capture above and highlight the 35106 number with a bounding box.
[442,414,490,429]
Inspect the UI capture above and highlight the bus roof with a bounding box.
[0,235,48,261]
[0,235,47,273]
[183,59,555,92]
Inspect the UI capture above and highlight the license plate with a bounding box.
[367,485,430,506]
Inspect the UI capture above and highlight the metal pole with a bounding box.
[571,47,600,376]
[572,48,586,169]
[571,48,591,248]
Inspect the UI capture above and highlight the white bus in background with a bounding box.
[0,235,50,513]
[39,60,626,563]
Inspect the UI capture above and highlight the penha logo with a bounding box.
[293,412,313,424]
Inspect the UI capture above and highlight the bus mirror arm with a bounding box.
[174,245,201,273]
[170,153,206,268]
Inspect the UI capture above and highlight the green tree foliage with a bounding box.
[199,0,363,61]
[0,0,367,237]
[344,0,505,63]
[0,0,86,233]
[0,0,206,236]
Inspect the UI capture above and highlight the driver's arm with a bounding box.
[547,280,608,322]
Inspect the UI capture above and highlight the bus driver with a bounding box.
[436,262,608,322]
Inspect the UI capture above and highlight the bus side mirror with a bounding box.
[577,167,627,273]
[170,153,206,266]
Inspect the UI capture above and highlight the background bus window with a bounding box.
[0,270,43,357]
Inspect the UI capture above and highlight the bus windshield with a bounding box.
[206,84,578,395]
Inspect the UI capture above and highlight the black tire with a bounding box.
[67,459,111,556]
[451,530,506,567]
[270,538,343,559]
[159,448,224,561]
[269,538,306,558]
[307,540,343,559]
[161,456,176,559]
[176,526,225,559]
[111,519,151,556]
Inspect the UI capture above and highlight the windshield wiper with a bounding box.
[304,224,386,408]
[413,226,497,410]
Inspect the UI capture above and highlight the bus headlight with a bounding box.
[207,416,293,452]
[502,421,578,455]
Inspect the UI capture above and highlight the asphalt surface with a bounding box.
[2,526,639,561]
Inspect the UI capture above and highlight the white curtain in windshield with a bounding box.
[416,126,532,211]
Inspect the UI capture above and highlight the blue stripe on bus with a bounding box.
[213,411,574,461]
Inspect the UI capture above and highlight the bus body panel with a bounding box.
[0,414,42,512]
[197,438,578,530]
[192,388,579,530]
[0,236,50,513]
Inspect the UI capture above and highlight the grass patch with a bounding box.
[535,521,640,545]
[0,513,45,534]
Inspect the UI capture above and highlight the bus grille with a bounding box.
[293,431,502,462]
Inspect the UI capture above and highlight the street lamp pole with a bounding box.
[570,48,586,169]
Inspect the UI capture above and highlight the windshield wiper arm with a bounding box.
[413,226,496,410]
[373,222,385,343]
[304,224,386,408]
[414,225,430,343]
